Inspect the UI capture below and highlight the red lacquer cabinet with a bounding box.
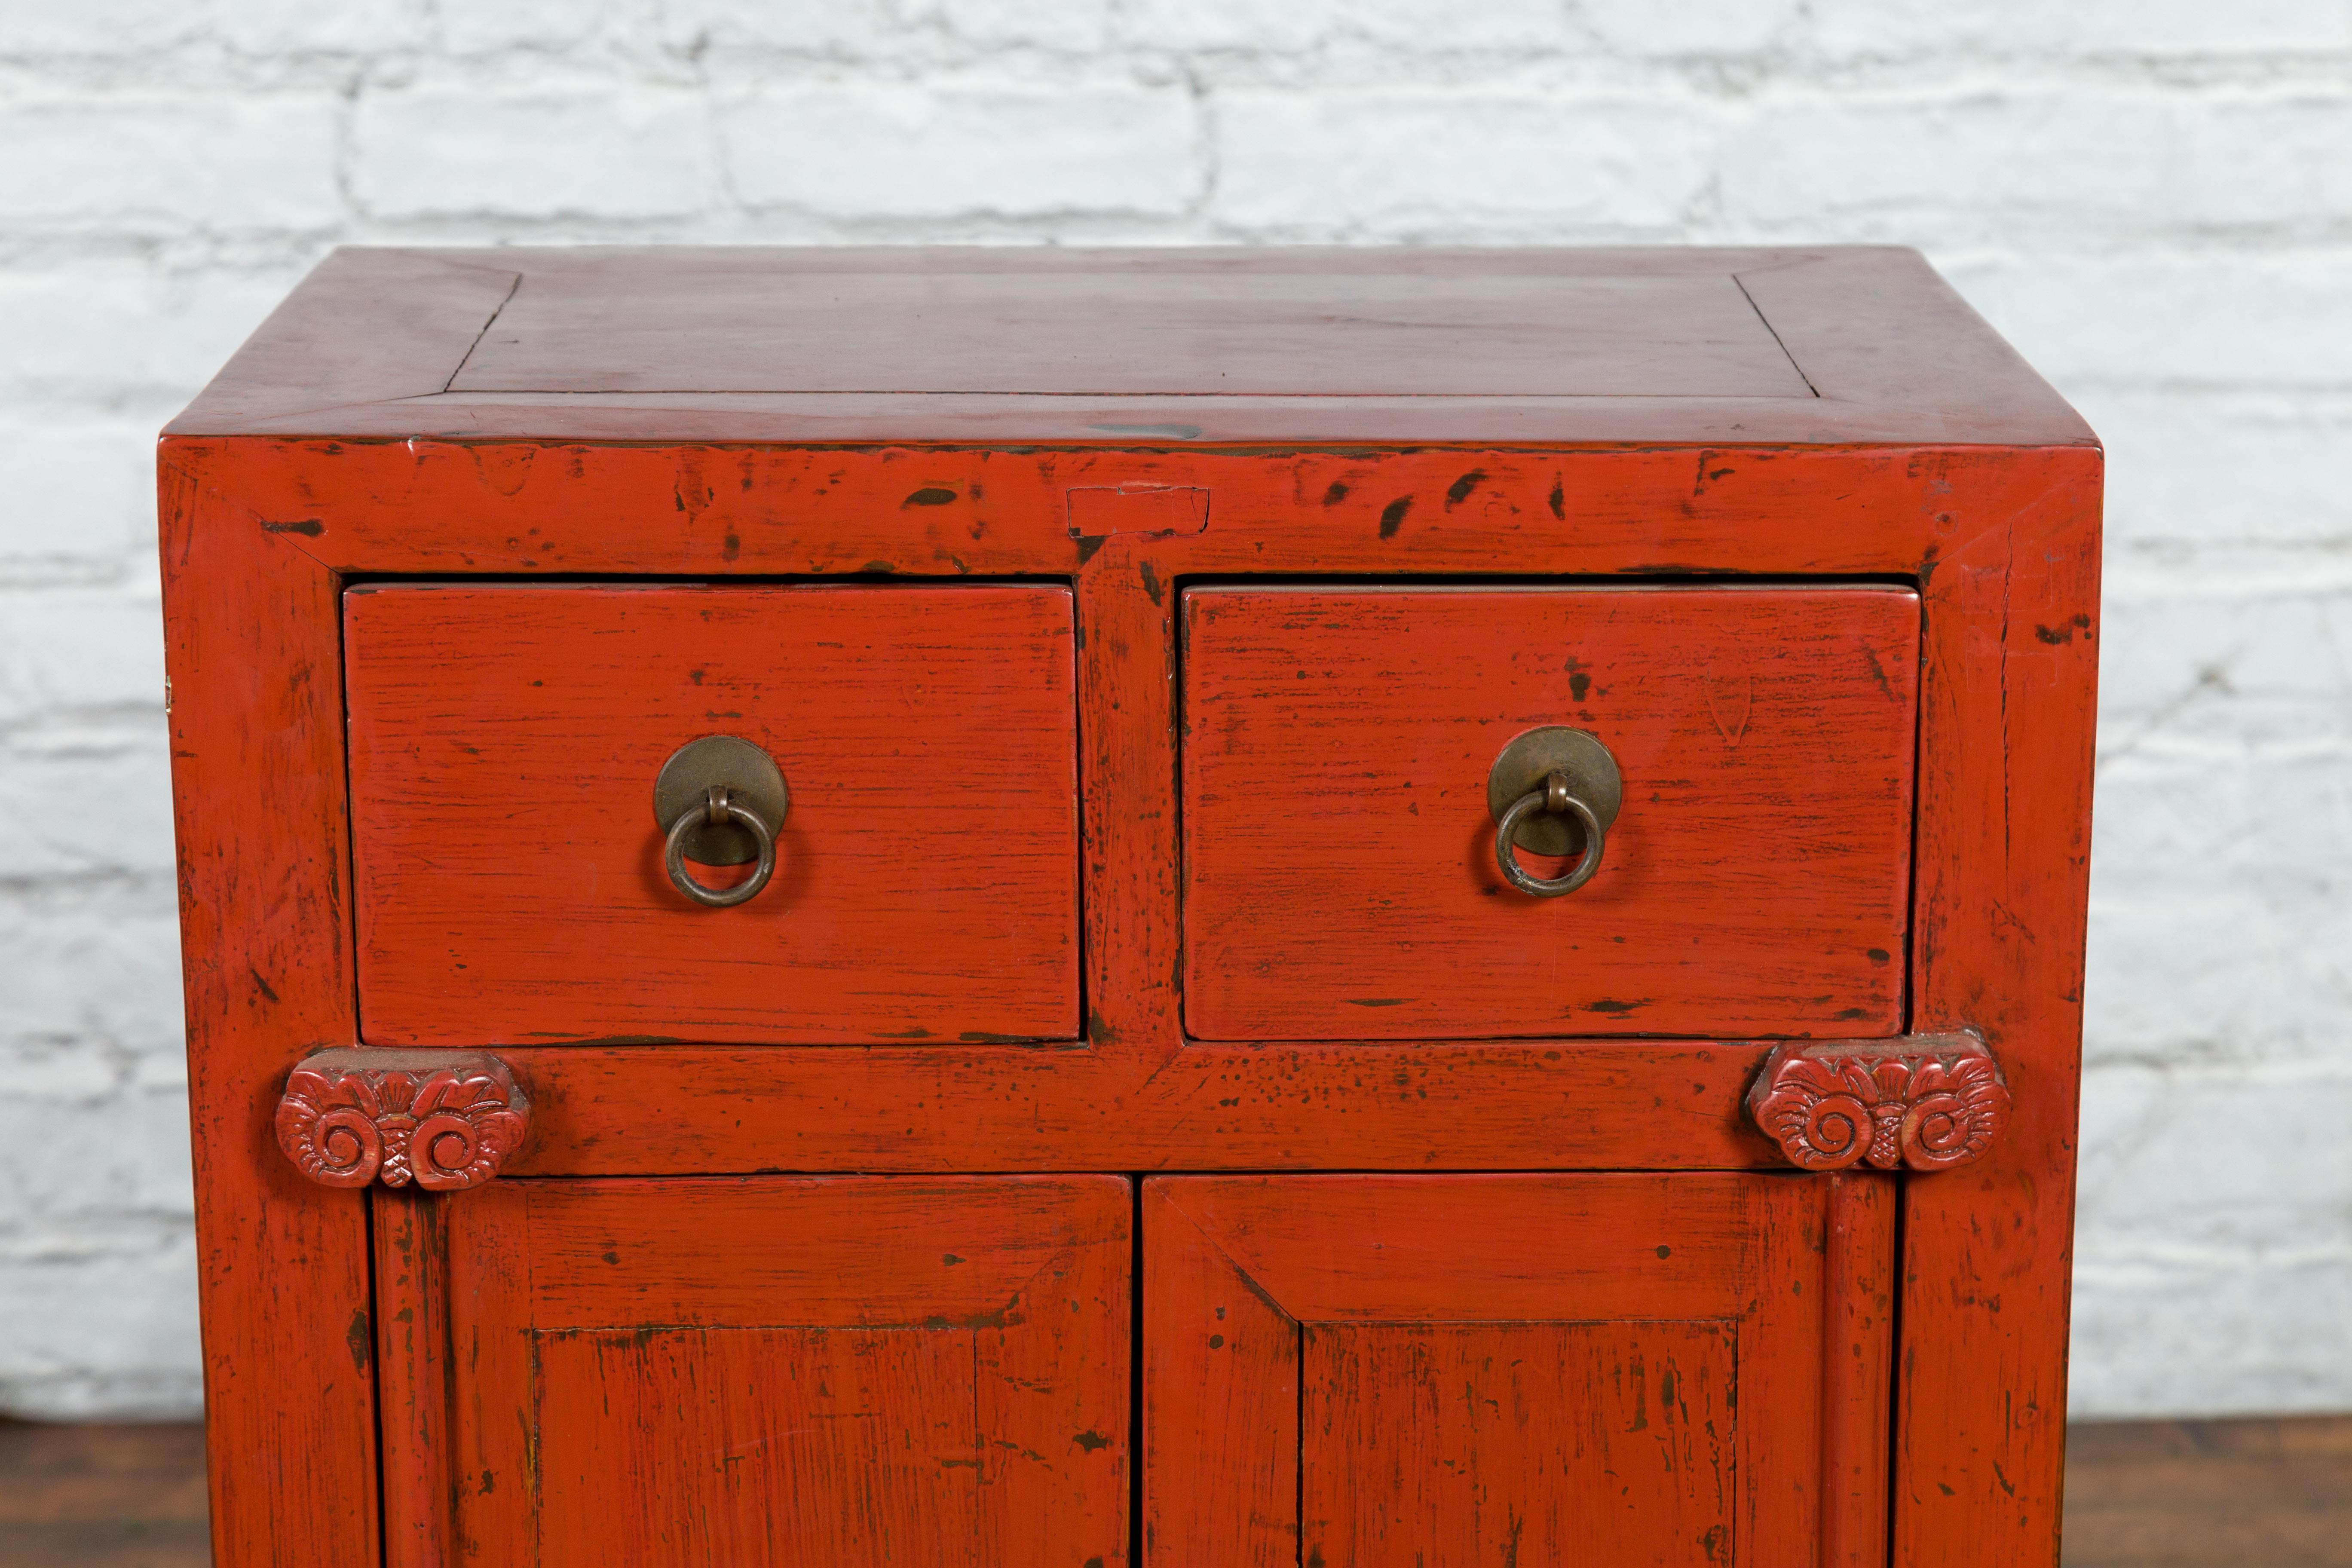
[160,248,2099,1568]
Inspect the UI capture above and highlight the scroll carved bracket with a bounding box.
[276,1048,529,1191]
[1747,1029,2011,1173]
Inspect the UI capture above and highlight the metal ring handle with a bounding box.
[1493,772,1606,898]
[663,787,777,909]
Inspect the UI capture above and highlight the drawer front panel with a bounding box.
[348,583,1079,1046]
[1182,585,1918,1040]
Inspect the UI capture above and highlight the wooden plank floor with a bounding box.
[2064,1416,2352,1568]
[0,1422,208,1568]
[2,1415,2346,1565]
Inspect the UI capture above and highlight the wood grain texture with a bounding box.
[1144,1174,1886,1568]
[157,443,379,1568]
[17,1415,2352,1568]
[164,247,519,434]
[168,246,2095,445]
[1821,1175,1896,1568]
[1141,1189,1298,1568]
[163,249,2101,1568]
[164,456,2094,1186]
[345,583,1080,1046]
[1304,1321,1738,1568]
[2061,1418,2352,1568]
[429,1176,1129,1567]
[446,263,1813,398]
[373,1190,454,1568]
[1182,585,1919,1040]
[471,1038,1783,1174]
[1897,455,2102,1568]
[0,1419,212,1568]
[534,1328,990,1562]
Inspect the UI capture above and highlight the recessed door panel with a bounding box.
[1307,1320,1736,1566]
[1143,1173,1893,1568]
[376,1176,1130,1568]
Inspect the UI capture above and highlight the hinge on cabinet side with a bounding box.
[1747,1029,2011,1172]
[275,1048,529,1191]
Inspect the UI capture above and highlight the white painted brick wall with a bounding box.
[0,0,2343,1422]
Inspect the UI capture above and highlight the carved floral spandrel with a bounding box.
[1747,1030,2011,1172]
[275,1049,529,1191]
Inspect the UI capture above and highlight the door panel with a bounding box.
[534,1327,990,1562]
[378,1176,1130,1568]
[1180,585,1919,1041]
[1143,1173,1893,1568]
[1306,1321,1736,1567]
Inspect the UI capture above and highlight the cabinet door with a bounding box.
[377,1176,1130,1568]
[1144,1174,1891,1568]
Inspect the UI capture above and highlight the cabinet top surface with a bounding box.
[170,245,2092,447]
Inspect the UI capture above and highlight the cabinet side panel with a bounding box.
[159,440,376,1568]
[1900,451,2102,1568]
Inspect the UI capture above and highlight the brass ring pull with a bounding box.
[652,735,790,911]
[1494,772,1607,898]
[1485,726,1623,900]
[663,785,777,908]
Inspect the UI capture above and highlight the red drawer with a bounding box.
[1181,585,1920,1040]
[347,583,1079,1046]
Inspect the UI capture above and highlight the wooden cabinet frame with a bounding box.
[162,247,2099,1566]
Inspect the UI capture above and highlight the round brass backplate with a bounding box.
[652,735,790,867]
[1485,727,1623,858]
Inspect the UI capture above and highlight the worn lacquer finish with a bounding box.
[374,1190,454,1568]
[164,246,2100,1568]
[397,1176,1133,1567]
[1749,1031,2012,1171]
[160,455,377,1565]
[168,246,2091,445]
[345,583,1081,1045]
[1306,1322,1739,1565]
[1144,1174,1895,1568]
[1181,584,1920,1040]
[1899,464,2100,1568]
[1824,1175,1898,1568]
[278,1048,529,1189]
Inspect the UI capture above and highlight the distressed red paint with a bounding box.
[1749,1032,2014,1171]
[163,246,2098,1568]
